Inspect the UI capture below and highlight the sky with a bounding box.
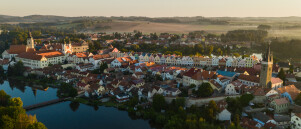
[1,0,301,17]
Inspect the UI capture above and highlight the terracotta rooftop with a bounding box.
[277,85,300,100]
[271,77,283,84]
[273,98,289,105]
[7,45,28,54]
[238,74,260,83]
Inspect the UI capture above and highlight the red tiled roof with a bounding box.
[7,45,27,54]
[277,85,300,100]
[273,98,289,105]
[238,74,260,83]
[271,77,283,84]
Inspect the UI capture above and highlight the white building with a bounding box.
[15,50,66,69]
[291,113,301,129]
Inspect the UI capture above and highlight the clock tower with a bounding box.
[260,42,273,88]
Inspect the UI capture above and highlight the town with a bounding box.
[0,30,301,129]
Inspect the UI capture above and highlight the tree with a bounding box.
[278,68,286,85]
[152,94,166,112]
[289,65,294,74]
[193,83,214,97]
[206,100,219,122]
[69,101,80,112]
[8,61,26,76]
[9,97,23,107]
[233,53,240,57]
[257,25,271,30]
[0,65,4,77]
[155,74,163,81]
[26,122,47,129]
[239,94,254,107]
[0,90,46,129]
[0,90,11,106]
[57,83,78,98]
[1,115,14,129]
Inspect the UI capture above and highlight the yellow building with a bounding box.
[72,41,89,53]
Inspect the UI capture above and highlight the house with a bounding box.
[270,98,290,113]
[252,112,276,126]
[182,68,216,87]
[215,76,231,89]
[217,109,231,121]
[90,84,106,96]
[76,63,95,72]
[273,115,290,128]
[216,70,237,80]
[2,31,36,60]
[164,87,181,96]
[71,40,89,53]
[209,80,223,92]
[132,72,145,79]
[76,82,90,91]
[286,74,297,82]
[277,85,300,103]
[131,79,145,87]
[291,111,301,129]
[225,80,244,95]
[237,74,260,86]
[116,93,129,103]
[241,117,261,129]
[271,77,283,90]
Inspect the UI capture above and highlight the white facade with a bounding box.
[217,109,231,121]
[291,114,301,129]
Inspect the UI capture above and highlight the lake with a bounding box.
[0,80,152,129]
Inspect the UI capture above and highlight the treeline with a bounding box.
[0,24,87,52]
[271,39,301,60]
[0,90,47,129]
[221,30,268,42]
[123,94,246,129]
[112,42,235,56]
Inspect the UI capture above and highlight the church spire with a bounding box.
[28,30,32,38]
[263,41,272,62]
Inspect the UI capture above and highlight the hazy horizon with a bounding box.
[1,0,301,17]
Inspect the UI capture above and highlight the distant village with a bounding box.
[1,31,301,129]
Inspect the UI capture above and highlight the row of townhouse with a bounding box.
[66,52,114,68]
[126,52,259,68]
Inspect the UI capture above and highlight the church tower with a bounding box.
[260,42,273,88]
[26,31,35,49]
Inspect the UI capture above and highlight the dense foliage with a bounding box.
[125,94,230,129]
[221,30,268,42]
[112,42,234,57]
[192,83,214,97]
[57,83,78,98]
[226,94,254,117]
[0,90,47,129]
[7,61,26,77]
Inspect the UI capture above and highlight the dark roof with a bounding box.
[252,112,270,123]
[238,74,260,83]
[277,62,290,68]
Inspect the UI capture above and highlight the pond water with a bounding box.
[0,80,152,129]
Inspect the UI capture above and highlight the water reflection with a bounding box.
[0,80,153,129]
[69,101,80,112]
